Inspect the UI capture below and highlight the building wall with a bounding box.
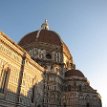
[20,38,65,107]
[0,32,44,107]
[62,76,102,107]
[0,31,102,107]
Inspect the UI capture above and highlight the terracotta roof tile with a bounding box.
[65,69,85,77]
[19,29,62,46]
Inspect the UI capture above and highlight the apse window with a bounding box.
[0,67,10,93]
[46,53,52,59]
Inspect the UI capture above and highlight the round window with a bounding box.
[46,53,52,59]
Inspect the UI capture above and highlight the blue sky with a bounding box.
[0,0,107,106]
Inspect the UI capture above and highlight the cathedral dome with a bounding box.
[65,69,85,78]
[19,20,62,46]
[18,29,62,46]
[18,20,73,64]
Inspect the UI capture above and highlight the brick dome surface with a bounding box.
[19,29,62,46]
[65,69,85,77]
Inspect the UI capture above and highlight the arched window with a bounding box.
[74,81,76,86]
[79,85,82,91]
[37,105,41,107]
[66,61,69,68]
[63,103,66,107]
[85,95,90,102]
[31,85,35,103]
[64,86,67,92]
[68,85,71,91]
[0,67,10,93]
[32,48,38,58]
[86,103,90,107]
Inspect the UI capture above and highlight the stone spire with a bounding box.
[41,19,49,30]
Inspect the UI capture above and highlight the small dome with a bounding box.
[18,29,62,46]
[65,69,85,77]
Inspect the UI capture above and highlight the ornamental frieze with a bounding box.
[0,43,21,63]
